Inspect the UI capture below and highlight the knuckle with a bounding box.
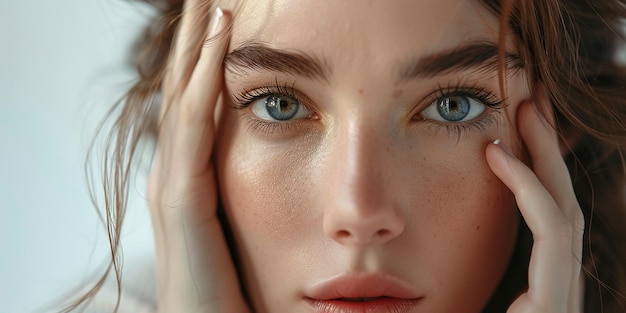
[515,185,533,200]
[179,97,204,125]
[550,218,575,241]
[549,205,585,242]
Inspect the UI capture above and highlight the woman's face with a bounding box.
[216,0,530,312]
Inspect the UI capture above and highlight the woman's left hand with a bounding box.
[486,100,585,313]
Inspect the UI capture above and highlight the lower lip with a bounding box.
[306,297,421,313]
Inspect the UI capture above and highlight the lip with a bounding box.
[304,273,423,313]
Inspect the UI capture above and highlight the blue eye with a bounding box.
[250,94,311,121]
[421,95,486,122]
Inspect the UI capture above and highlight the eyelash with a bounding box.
[231,80,506,138]
[419,81,506,139]
[232,80,316,135]
[233,80,301,105]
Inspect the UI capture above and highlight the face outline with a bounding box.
[215,1,531,312]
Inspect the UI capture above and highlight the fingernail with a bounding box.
[493,139,514,157]
[207,7,224,37]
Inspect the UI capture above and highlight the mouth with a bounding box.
[304,273,423,313]
[307,297,421,313]
[338,297,386,302]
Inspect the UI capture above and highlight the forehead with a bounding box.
[228,0,500,60]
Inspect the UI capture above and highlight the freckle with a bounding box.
[392,89,403,99]
[358,88,364,95]
[476,225,481,231]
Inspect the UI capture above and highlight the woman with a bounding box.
[64,0,626,312]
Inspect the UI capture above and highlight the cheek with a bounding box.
[220,154,309,246]
[424,159,518,266]
[218,136,315,245]
[215,110,320,306]
[405,137,519,310]
[416,147,517,253]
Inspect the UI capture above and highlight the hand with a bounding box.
[486,101,585,312]
[146,3,250,313]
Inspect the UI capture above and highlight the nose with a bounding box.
[322,119,405,246]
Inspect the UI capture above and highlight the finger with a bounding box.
[162,0,212,115]
[486,140,572,310]
[154,9,248,310]
[518,100,584,311]
[172,8,230,177]
[487,139,573,241]
[519,100,584,233]
[186,7,230,120]
[170,0,212,86]
[571,273,585,313]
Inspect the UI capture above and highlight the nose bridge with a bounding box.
[323,115,405,246]
[338,119,387,205]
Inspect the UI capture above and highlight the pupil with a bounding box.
[449,99,459,111]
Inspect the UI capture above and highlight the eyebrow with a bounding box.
[225,42,331,81]
[397,42,523,82]
[224,41,523,83]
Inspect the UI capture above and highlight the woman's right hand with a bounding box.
[146,3,250,312]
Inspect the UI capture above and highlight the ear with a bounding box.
[532,83,582,157]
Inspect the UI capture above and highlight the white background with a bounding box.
[0,1,155,312]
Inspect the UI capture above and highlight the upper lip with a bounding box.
[304,272,422,300]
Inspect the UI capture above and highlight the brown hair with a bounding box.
[62,0,626,311]
[481,0,626,312]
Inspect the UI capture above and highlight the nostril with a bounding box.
[377,229,390,237]
[335,229,392,241]
[336,230,350,238]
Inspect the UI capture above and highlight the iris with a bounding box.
[265,95,300,120]
[436,96,470,121]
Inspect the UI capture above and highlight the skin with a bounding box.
[218,0,522,312]
[146,0,584,312]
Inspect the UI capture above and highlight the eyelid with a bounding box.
[229,81,321,136]
[409,84,504,124]
[231,80,318,114]
[413,82,505,115]
[409,82,507,140]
